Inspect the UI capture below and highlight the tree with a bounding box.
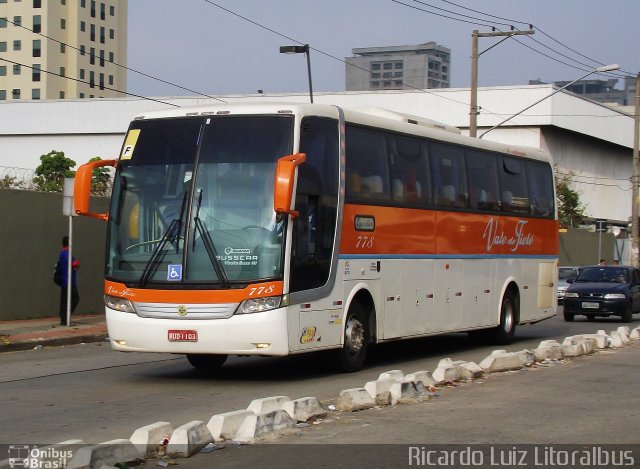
[88,156,112,196]
[32,150,76,192]
[0,175,25,190]
[555,166,585,228]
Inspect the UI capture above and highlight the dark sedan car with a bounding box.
[563,266,640,322]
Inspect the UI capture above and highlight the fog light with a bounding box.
[254,343,270,349]
[114,339,127,346]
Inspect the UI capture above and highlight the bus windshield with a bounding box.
[107,115,294,286]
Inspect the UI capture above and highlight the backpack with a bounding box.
[53,261,62,286]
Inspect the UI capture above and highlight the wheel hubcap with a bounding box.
[345,316,364,355]
[503,302,514,332]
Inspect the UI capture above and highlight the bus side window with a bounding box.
[389,135,430,205]
[499,157,530,214]
[526,160,554,218]
[467,150,500,211]
[345,125,390,202]
[431,143,467,209]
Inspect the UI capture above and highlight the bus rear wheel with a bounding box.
[489,292,517,345]
[186,353,228,370]
[336,303,369,372]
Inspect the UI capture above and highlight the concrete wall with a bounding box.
[559,228,616,266]
[0,189,109,320]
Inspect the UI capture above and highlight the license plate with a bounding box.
[582,302,599,309]
[168,330,198,342]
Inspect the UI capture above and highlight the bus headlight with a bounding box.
[104,295,136,313]
[238,296,282,314]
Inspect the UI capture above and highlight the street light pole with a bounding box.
[280,44,314,103]
[469,28,535,137]
[632,73,640,267]
[478,63,621,139]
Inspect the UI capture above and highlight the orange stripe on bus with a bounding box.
[104,280,284,303]
[341,204,558,256]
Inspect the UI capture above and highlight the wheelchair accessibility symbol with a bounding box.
[167,264,182,281]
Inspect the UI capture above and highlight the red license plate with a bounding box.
[168,330,198,342]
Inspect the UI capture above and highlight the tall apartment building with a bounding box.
[345,42,450,91]
[0,0,127,101]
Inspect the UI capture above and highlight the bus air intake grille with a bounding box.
[133,302,238,320]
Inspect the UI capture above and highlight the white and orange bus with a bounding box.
[74,103,558,372]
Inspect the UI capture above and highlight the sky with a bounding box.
[126,0,640,99]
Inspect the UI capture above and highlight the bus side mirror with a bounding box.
[273,153,306,219]
[74,158,118,221]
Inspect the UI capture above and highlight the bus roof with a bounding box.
[131,102,552,164]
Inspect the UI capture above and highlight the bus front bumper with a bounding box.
[105,307,290,356]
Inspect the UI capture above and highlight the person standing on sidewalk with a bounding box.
[58,235,80,326]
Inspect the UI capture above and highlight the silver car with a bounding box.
[558,266,583,304]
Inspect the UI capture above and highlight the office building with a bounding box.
[345,42,450,91]
[0,0,127,100]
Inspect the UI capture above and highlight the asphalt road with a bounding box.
[0,310,637,447]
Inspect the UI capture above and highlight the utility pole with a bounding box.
[469,28,535,137]
[632,73,640,267]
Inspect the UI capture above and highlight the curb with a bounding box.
[9,324,640,469]
[0,332,109,353]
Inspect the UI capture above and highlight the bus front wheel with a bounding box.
[186,353,228,370]
[336,303,369,372]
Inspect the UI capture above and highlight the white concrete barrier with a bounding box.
[129,421,172,456]
[166,421,213,458]
[630,326,640,340]
[247,396,291,415]
[389,380,422,404]
[282,397,326,422]
[378,370,404,381]
[562,338,597,357]
[458,362,484,379]
[563,333,610,349]
[233,409,297,443]
[405,370,436,387]
[336,388,376,412]
[364,378,397,402]
[515,350,536,367]
[479,350,523,373]
[207,410,255,442]
[609,331,624,348]
[67,439,142,469]
[616,327,630,344]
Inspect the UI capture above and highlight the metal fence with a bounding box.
[0,166,37,190]
[0,165,114,194]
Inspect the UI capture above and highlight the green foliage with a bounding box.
[555,166,585,228]
[88,156,112,196]
[32,150,76,192]
[0,175,25,189]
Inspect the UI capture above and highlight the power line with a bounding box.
[1,17,227,103]
[398,0,631,80]
[0,57,180,107]
[431,0,635,77]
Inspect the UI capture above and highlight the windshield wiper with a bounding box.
[192,190,229,287]
[139,191,188,287]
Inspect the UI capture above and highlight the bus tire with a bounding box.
[336,302,369,372]
[489,292,517,345]
[186,354,228,370]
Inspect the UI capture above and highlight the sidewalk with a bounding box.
[0,314,108,353]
